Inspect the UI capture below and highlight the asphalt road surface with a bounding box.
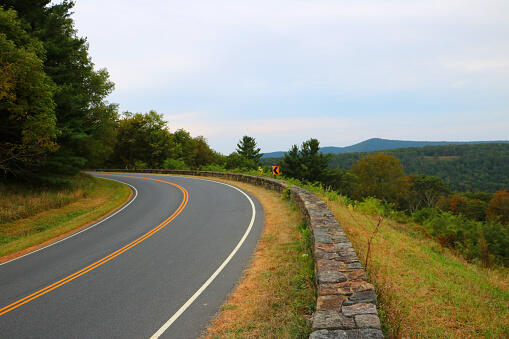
[0,173,264,338]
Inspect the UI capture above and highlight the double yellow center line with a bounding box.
[0,175,188,317]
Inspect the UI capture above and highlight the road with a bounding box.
[0,173,264,338]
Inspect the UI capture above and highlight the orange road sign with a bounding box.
[272,166,280,175]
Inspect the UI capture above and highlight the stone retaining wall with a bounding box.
[93,169,384,338]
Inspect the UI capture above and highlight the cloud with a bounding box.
[70,0,509,152]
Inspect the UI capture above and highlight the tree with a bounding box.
[299,138,331,182]
[405,174,449,211]
[2,0,118,181]
[236,136,263,165]
[192,136,215,168]
[111,111,172,168]
[280,138,331,183]
[0,7,58,178]
[438,193,489,222]
[280,145,301,178]
[487,190,509,224]
[170,129,196,167]
[323,169,359,197]
[350,153,405,202]
[225,152,257,170]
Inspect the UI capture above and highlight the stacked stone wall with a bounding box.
[93,169,384,338]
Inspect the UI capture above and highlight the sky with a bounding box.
[71,0,509,154]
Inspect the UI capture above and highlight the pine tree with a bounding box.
[281,138,330,182]
[236,136,263,165]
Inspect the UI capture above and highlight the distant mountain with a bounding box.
[262,138,509,158]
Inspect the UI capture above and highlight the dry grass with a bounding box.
[201,179,315,339]
[0,174,94,223]
[319,194,509,338]
[0,174,131,260]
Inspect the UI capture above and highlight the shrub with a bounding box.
[200,164,226,172]
[162,158,188,170]
[134,160,148,169]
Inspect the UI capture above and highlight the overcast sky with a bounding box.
[71,0,509,154]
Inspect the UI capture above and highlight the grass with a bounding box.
[315,191,509,338]
[201,179,316,339]
[0,173,131,260]
[0,174,96,223]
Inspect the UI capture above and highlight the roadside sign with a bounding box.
[272,166,280,175]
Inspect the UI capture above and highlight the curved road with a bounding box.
[0,173,264,338]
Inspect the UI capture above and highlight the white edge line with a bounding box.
[0,175,138,267]
[150,177,257,339]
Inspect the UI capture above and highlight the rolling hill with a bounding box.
[262,143,509,192]
[261,138,509,158]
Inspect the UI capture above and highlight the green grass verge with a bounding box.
[320,193,509,338]
[0,174,131,259]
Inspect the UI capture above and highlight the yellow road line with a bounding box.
[0,175,188,317]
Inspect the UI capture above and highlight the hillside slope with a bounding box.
[262,138,509,158]
[262,143,509,192]
[327,143,509,192]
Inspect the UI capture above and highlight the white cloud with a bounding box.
[68,0,509,151]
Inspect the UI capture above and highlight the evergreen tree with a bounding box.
[281,138,331,182]
[281,145,301,178]
[299,138,331,182]
[236,136,263,165]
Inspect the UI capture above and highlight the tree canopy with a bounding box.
[0,6,57,177]
[0,0,118,182]
[350,153,405,201]
[236,136,263,165]
[281,138,331,183]
[487,190,509,224]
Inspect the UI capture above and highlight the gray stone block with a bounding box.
[349,289,377,304]
[342,303,378,317]
[355,314,381,329]
[310,329,384,339]
[314,230,333,244]
[318,270,348,284]
[312,311,356,330]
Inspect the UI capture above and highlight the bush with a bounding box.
[355,197,397,218]
[225,153,257,170]
[134,160,148,169]
[200,164,227,172]
[412,208,439,224]
[162,158,188,170]
[416,210,509,266]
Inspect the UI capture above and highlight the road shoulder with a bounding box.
[199,178,315,338]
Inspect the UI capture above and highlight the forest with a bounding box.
[328,143,509,192]
[263,143,509,193]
